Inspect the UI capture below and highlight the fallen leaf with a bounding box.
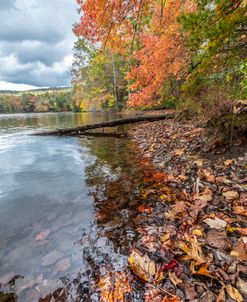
[174,149,184,156]
[162,295,181,302]
[236,277,247,298]
[216,176,232,185]
[233,206,247,217]
[138,204,153,213]
[177,235,207,265]
[144,288,164,302]
[160,233,170,243]
[190,262,215,279]
[236,228,247,236]
[230,238,247,261]
[192,229,204,236]
[206,230,230,250]
[55,258,70,271]
[35,230,50,241]
[99,271,131,302]
[168,271,182,286]
[223,191,239,200]
[196,194,213,202]
[224,159,234,166]
[203,217,227,230]
[194,159,204,167]
[172,201,186,214]
[226,284,243,302]
[162,260,178,271]
[128,250,156,282]
[216,287,226,302]
[198,291,215,302]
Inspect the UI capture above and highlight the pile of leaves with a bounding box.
[125,119,247,301]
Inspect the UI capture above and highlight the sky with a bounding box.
[0,0,78,91]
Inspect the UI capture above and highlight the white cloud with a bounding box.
[0,81,38,91]
[0,0,78,90]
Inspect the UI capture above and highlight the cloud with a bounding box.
[0,0,16,11]
[0,0,78,89]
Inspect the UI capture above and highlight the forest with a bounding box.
[72,0,246,124]
[0,88,75,113]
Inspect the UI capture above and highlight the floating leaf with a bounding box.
[35,230,50,241]
[99,271,131,302]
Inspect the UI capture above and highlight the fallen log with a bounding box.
[34,114,174,136]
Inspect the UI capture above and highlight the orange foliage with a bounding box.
[127,0,195,107]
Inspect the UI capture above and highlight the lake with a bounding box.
[0,112,147,301]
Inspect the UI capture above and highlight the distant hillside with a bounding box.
[0,87,72,96]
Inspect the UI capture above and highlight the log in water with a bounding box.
[34,114,174,136]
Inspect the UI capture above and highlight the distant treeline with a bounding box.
[0,89,80,113]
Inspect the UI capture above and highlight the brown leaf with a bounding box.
[168,271,183,286]
[216,287,226,302]
[233,206,247,217]
[236,277,247,298]
[184,283,197,300]
[172,201,186,214]
[224,159,234,166]
[223,191,239,200]
[177,235,207,265]
[206,230,230,250]
[128,250,156,282]
[216,176,232,185]
[230,238,247,261]
[236,228,247,236]
[226,284,244,302]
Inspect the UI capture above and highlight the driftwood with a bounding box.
[34,114,174,136]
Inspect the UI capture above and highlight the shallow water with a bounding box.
[0,112,142,301]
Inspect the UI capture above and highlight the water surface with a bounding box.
[0,112,137,301]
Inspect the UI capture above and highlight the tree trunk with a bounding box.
[34,113,174,136]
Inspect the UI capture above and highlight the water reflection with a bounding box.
[0,112,152,301]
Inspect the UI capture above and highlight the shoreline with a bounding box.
[126,118,247,301]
